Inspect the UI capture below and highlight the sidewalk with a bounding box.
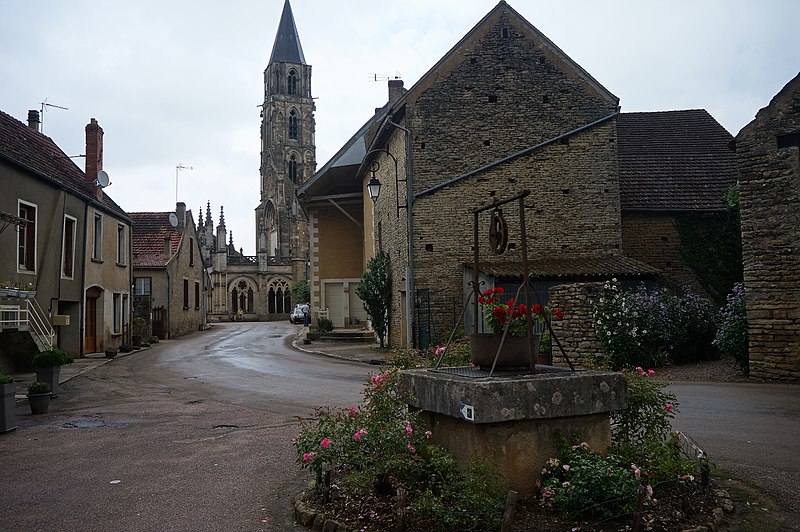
[291,327,390,365]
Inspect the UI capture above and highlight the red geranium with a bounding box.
[477,287,565,337]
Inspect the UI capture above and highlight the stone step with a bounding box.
[318,331,375,343]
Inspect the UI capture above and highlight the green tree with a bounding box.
[355,251,391,347]
[289,279,310,306]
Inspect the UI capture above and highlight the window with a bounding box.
[183,279,189,309]
[134,277,152,295]
[17,201,37,271]
[288,69,298,95]
[288,155,297,183]
[62,215,76,278]
[288,109,298,139]
[113,293,121,333]
[92,213,103,260]
[194,281,200,309]
[122,294,129,333]
[189,237,194,266]
[117,224,126,265]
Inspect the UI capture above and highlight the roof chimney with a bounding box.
[176,202,186,230]
[85,118,104,199]
[27,110,40,132]
[388,79,404,105]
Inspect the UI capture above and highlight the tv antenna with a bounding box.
[368,71,402,82]
[39,98,68,133]
[175,164,193,204]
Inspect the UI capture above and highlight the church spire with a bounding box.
[270,0,306,64]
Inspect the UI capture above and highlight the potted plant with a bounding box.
[1,369,16,433]
[131,316,148,348]
[470,287,564,369]
[27,381,52,415]
[31,348,73,398]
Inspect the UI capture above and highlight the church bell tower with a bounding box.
[257,0,315,279]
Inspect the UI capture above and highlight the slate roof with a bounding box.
[0,110,129,219]
[617,110,737,211]
[471,255,659,280]
[270,0,305,64]
[129,212,183,268]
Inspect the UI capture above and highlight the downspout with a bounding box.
[79,201,89,358]
[128,222,133,346]
[387,118,414,348]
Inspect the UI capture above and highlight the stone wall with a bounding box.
[735,74,800,381]
[547,282,604,368]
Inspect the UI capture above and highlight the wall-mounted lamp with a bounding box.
[367,161,382,203]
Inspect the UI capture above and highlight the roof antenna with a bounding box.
[175,164,193,205]
[39,98,68,133]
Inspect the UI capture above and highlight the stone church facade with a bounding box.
[200,0,314,322]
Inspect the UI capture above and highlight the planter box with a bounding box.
[469,333,544,369]
[0,288,36,299]
[1,382,17,433]
[34,366,61,398]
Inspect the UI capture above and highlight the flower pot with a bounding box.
[469,333,542,370]
[28,392,51,415]
[34,366,61,398]
[131,335,142,347]
[1,382,17,433]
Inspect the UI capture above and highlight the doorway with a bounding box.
[84,287,101,353]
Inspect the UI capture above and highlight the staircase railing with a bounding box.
[0,299,54,351]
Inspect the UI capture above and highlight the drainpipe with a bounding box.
[387,118,414,348]
[79,201,89,358]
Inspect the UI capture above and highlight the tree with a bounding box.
[356,251,391,347]
[289,280,310,307]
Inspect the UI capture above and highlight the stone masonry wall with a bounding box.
[547,282,604,368]
[735,75,800,382]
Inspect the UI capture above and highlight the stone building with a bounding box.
[200,0,313,321]
[735,72,800,382]
[0,110,132,365]
[130,204,207,339]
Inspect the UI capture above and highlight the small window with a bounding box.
[117,224,126,265]
[17,201,37,272]
[93,213,103,260]
[62,215,76,278]
[122,293,129,332]
[183,279,189,309]
[288,109,298,139]
[194,281,200,309]
[189,237,195,266]
[288,69,298,95]
[134,277,152,295]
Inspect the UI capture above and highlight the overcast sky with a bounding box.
[2,0,798,254]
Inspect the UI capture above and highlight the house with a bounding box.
[130,203,207,339]
[0,110,132,368]
[735,72,800,382]
[299,1,738,357]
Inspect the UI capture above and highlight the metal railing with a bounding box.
[0,299,55,351]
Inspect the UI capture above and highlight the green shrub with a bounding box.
[714,282,748,374]
[31,348,74,367]
[0,373,13,385]
[27,381,51,395]
[315,316,334,333]
[386,339,472,369]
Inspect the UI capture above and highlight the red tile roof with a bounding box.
[618,110,737,211]
[0,110,129,219]
[129,212,183,267]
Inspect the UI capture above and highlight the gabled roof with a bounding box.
[0,110,129,220]
[129,211,183,268]
[270,0,305,64]
[618,110,737,211]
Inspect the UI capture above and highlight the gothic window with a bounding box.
[289,155,298,183]
[288,69,298,95]
[268,279,291,314]
[289,109,298,139]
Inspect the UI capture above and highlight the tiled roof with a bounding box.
[129,212,183,267]
[0,110,129,219]
[618,110,737,210]
[470,255,659,280]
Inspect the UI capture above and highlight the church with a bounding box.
[199,0,314,322]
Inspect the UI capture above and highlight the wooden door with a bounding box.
[152,306,166,340]
[324,283,344,328]
[84,297,97,353]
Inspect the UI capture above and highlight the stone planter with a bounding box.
[1,382,17,433]
[469,333,544,369]
[28,392,51,415]
[34,366,61,398]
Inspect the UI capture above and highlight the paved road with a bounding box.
[0,322,373,531]
[670,381,800,513]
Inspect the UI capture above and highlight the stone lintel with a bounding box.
[400,367,627,424]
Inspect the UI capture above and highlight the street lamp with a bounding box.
[367,162,383,203]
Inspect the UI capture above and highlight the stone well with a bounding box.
[400,366,627,495]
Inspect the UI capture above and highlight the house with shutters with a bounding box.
[0,109,132,368]
[130,204,207,340]
[298,1,737,357]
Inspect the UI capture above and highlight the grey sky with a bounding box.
[2,0,798,254]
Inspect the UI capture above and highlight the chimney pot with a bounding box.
[27,110,40,132]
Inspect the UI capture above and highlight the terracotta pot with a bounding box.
[469,334,542,369]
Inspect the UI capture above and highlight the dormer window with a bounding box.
[288,69,298,95]
[289,109,298,139]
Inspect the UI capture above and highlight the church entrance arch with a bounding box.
[229,277,257,315]
[267,277,292,315]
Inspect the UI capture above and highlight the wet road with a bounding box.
[670,381,800,513]
[0,322,372,531]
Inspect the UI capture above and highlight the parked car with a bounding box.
[289,306,305,324]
